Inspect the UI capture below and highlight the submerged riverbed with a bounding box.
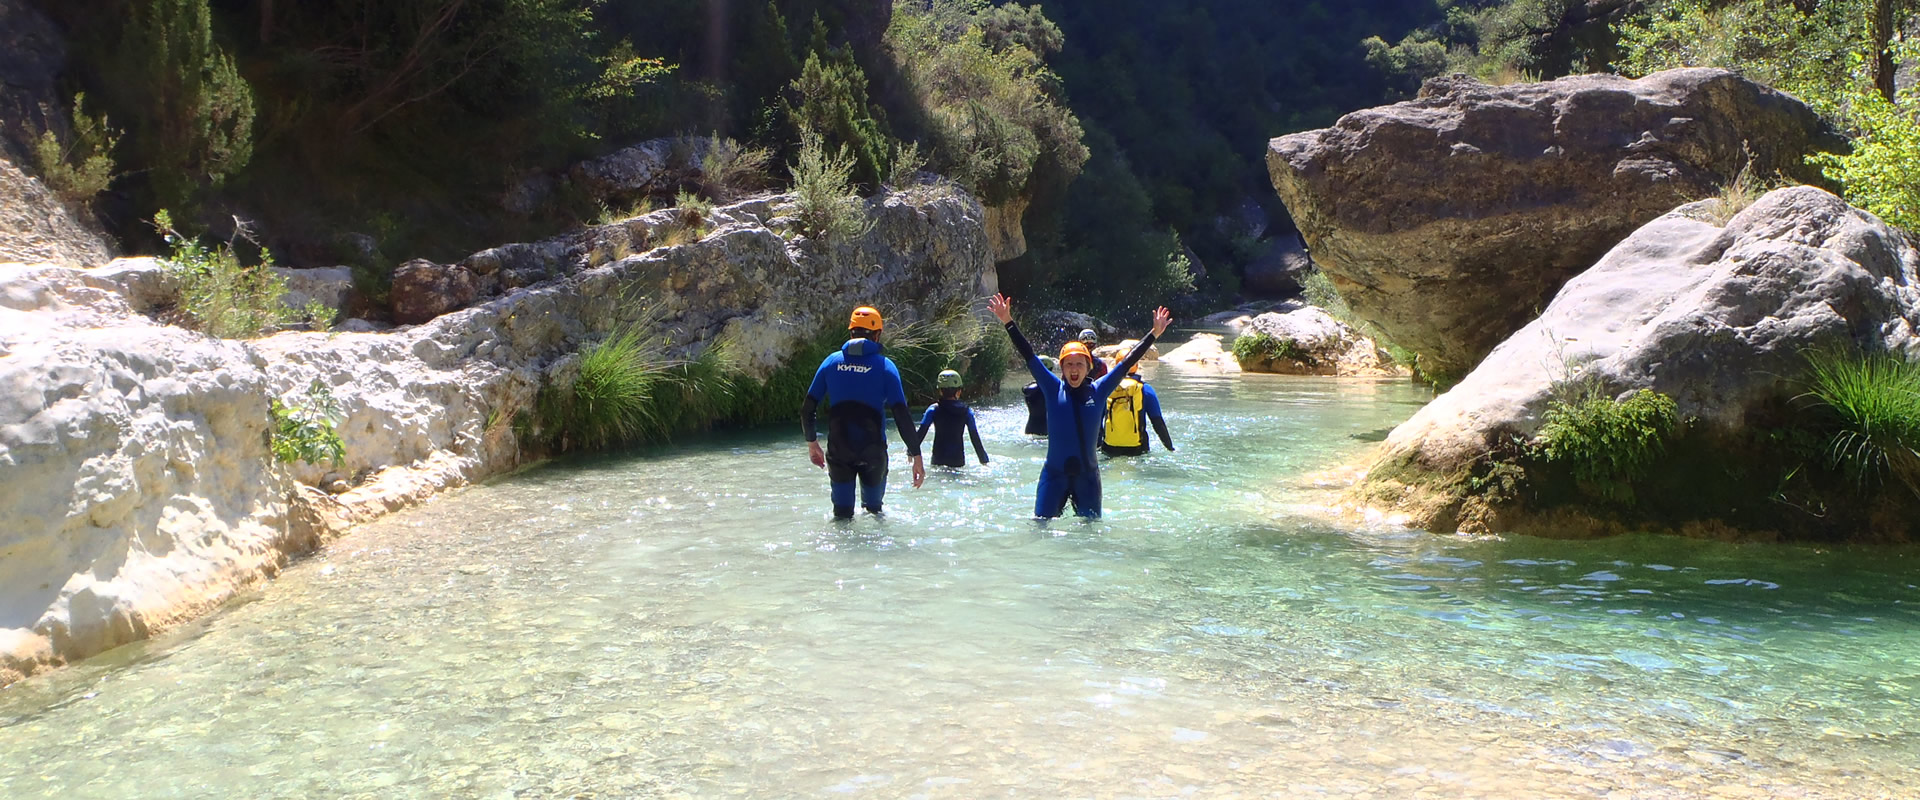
[2,357,1917,798]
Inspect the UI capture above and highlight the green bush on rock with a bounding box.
[156,210,319,339]
[1231,331,1309,367]
[270,381,345,467]
[1535,388,1680,503]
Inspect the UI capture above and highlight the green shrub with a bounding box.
[271,381,346,467]
[786,45,890,189]
[674,190,715,226]
[885,0,1087,204]
[1535,388,1680,503]
[118,0,255,212]
[1231,331,1309,366]
[30,93,119,205]
[1811,67,1920,233]
[1799,346,1920,495]
[156,210,297,339]
[789,132,871,242]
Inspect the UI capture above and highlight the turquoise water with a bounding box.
[2,351,1917,798]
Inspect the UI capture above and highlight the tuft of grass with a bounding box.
[698,135,772,202]
[595,196,656,226]
[156,210,298,339]
[1799,346,1920,496]
[539,328,741,452]
[1534,387,1679,504]
[674,189,715,226]
[1704,160,1782,226]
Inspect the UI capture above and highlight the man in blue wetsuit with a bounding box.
[802,306,925,518]
[988,293,1171,518]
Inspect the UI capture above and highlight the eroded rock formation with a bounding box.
[0,184,994,685]
[1363,187,1920,536]
[1268,68,1845,379]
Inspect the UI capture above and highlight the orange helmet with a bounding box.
[848,306,883,331]
[1059,341,1093,367]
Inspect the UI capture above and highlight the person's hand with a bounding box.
[911,455,926,488]
[987,293,1013,325]
[808,440,826,469]
[1151,306,1172,338]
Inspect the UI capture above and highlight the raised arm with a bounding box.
[989,293,1059,389]
[1097,306,1174,397]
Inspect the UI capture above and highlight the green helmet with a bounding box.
[1038,355,1060,374]
[936,369,964,389]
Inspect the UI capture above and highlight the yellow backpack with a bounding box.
[1103,378,1145,449]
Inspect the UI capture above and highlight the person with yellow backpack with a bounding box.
[1099,368,1174,457]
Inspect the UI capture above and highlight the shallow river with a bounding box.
[3,351,1918,798]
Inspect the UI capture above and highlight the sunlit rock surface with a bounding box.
[0,184,994,685]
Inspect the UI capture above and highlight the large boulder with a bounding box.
[1366,187,1920,535]
[1231,307,1401,377]
[1160,332,1240,373]
[569,137,712,204]
[1268,68,1845,379]
[389,259,495,325]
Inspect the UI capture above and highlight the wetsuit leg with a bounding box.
[859,460,888,513]
[1034,466,1071,518]
[827,459,859,518]
[1069,471,1102,518]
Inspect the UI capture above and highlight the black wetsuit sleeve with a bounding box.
[891,403,923,458]
[967,410,989,464]
[800,395,820,442]
[1005,321,1037,361]
[1150,411,1174,451]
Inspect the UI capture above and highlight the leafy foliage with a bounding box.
[30,93,120,205]
[156,209,299,339]
[1535,387,1680,503]
[1799,346,1920,496]
[1613,0,1863,116]
[270,381,346,467]
[1231,331,1309,366]
[885,0,1087,205]
[1810,47,1920,232]
[116,0,255,214]
[787,42,892,189]
[789,132,872,242]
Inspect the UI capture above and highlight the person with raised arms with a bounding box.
[987,293,1171,518]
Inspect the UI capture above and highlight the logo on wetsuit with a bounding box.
[837,364,873,373]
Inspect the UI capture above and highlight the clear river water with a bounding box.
[2,348,1918,798]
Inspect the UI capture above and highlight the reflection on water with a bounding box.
[2,353,1917,799]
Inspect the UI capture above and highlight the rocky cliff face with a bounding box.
[1268,68,1844,379]
[1362,187,1920,537]
[0,184,994,685]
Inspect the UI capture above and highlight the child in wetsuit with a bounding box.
[916,370,990,468]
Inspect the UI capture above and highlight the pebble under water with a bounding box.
[2,353,1918,798]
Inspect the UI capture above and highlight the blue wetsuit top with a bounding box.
[800,338,921,461]
[1004,322,1158,475]
[916,399,989,468]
